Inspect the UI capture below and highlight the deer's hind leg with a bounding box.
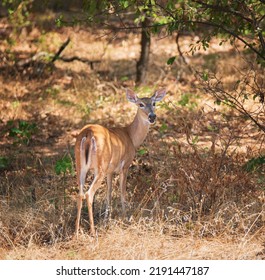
[75,164,90,237]
[85,171,105,236]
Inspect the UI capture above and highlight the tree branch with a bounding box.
[191,0,254,24]
[186,19,265,60]
[202,74,265,133]
[258,31,265,53]
[51,37,71,63]
[101,18,265,60]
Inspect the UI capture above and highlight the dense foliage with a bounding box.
[77,1,265,63]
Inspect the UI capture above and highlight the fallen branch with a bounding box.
[51,37,71,63]
[16,37,101,73]
[16,52,52,68]
[58,56,101,70]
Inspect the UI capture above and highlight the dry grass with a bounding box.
[0,17,265,260]
[2,222,264,260]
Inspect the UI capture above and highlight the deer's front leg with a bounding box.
[119,168,129,218]
[104,173,113,221]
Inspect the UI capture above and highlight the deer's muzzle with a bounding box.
[148,113,156,124]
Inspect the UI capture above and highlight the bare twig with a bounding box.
[51,37,71,63]
[175,32,195,75]
[202,73,265,133]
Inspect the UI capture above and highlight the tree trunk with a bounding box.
[136,17,151,85]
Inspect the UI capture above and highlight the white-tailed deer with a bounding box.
[74,88,166,236]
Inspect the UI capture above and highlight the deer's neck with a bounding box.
[126,109,150,149]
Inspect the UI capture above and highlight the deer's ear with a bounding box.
[126,89,138,103]
[152,88,167,102]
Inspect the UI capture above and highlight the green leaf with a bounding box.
[55,155,73,175]
[159,122,168,133]
[178,93,190,107]
[55,15,64,27]
[122,0,129,8]
[138,148,147,156]
[0,157,8,170]
[244,156,265,172]
[192,135,199,145]
[167,56,176,65]
[8,120,37,145]
[215,99,221,105]
[202,72,208,81]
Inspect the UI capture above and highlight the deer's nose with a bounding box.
[148,113,156,124]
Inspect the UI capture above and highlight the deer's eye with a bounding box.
[139,103,145,108]
[152,102,156,106]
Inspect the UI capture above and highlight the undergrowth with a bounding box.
[0,122,264,250]
[0,20,264,259]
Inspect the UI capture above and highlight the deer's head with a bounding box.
[126,88,166,124]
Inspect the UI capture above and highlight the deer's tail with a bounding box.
[75,129,96,193]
